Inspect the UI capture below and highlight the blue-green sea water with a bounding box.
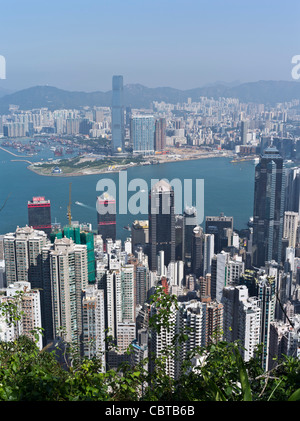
[0,146,255,241]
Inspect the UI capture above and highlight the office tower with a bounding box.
[241,120,249,145]
[184,206,197,262]
[44,237,88,349]
[131,220,149,249]
[285,167,300,213]
[210,251,229,302]
[175,214,184,261]
[252,146,285,268]
[111,75,124,152]
[82,286,106,368]
[205,213,233,254]
[191,225,203,278]
[154,117,166,151]
[97,192,116,245]
[136,264,148,306]
[283,211,298,248]
[149,180,175,271]
[131,115,155,154]
[3,226,48,288]
[0,281,43,349]
[203,233,215,276]
[28,196,51,236]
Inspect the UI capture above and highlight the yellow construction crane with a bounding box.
[67,182,72,226]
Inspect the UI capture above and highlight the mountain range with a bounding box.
[0,80,300,113]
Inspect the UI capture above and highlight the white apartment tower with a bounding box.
[0,281,43,350]
[48,237,88,348]
[3,226,48,287]
[283,211,299,248]
[82,285,106,369]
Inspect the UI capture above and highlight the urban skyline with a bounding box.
[0,1,300,403]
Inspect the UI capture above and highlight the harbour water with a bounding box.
[0,145,255,241]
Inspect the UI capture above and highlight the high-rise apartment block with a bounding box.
[0,281,43,350]
[154,117,166,151]
[3,226,48,288]
[82,285,106,368]
[42,237,88,349]
[283,211,298,248]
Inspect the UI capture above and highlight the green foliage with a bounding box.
[0,287,299,401]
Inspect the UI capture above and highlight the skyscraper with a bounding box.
[82,285,106,368]
[111,75,124,152]
[149,180,175,271]
[191,225,203,278]
[44,237,88,349]
[252,146,285,268]
[283,211,298,248]
[203,233,215,276]
[131,115,155,155]
[184,206,197,262]
[154,118,166,151]
[3,226,48,288]
[241,120,249,145]
[28,196,51,236]
[205,213,233,254]
[97,192,116,245]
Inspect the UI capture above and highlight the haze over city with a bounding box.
[0,0,300,405]
[0,0,299,92]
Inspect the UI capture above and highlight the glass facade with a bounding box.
[131,115,155,154]
[112,75,124,151]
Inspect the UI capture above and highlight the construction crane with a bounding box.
[67,182,72,226]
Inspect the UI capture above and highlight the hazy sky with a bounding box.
[0,0,299,92]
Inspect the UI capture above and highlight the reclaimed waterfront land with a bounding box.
[26,147,235,177]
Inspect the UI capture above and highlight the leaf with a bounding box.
[288,388,300,401]
[234,346,252,401]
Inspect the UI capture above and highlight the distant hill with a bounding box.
[0,80,300,113]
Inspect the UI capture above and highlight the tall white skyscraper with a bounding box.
[0,281,43,350]
[82,285,106,369]
[203,233,214,276]
[45,237,88,348]
[3,226,48,287]
[283,211,299,248]
[222,285,261,362]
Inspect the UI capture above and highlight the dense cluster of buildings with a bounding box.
[0,76,300,378]
[1,75,300,164]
